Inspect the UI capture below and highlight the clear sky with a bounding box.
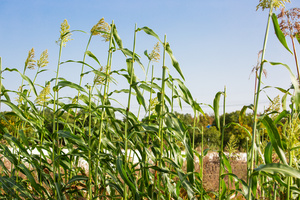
[1,0,300,115]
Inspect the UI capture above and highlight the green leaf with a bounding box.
[1,85,10,101]
[137,27,162,43]
[86,51,101,66]
[264,142,273,164]
[116,156,140,199]
[272,13,292,54]
[58,131,85,147]
[113,24,123,49]
[3,67,37,96]
[184,133,194,185]
[226,122,252,140]
[18,164,41,192]
[213,91,223,131]
[261,115,287,165]
[269,62,300,110]
[296,33,300,45]
[165,43,185,80]
[0,100,27,121]
[274,110,288,124]
[255,163,300,178]
[53,80,87,94]
[121,49,145,73]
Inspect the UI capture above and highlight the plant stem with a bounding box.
[87,85,92,199]
[157,35,167,197]
[248,2,273,199]
[219,86,226,200]
[290,36,300,80]
[95,20,114,198]
[124,23,137,200]
[52,38,63,197]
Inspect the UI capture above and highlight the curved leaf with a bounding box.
[213,91,223,130]
[165,43,185,80]
[255,163,300,178]
[272,13,292,54]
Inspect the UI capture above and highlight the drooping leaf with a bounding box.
[255,163,300,178]
[269,61,300,111]
[53,80,87,94]
[137,26,162,43]
[86,50,102,66]
[3,67,37,96]
[165,43,185,80]
[271,13,292,54]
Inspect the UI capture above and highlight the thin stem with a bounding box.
[219,86,226,200]
[124,23,137,200]
[156,35,167,198]
[87,85,92,199]
[52,39,63,197]
[95,20,114,198]
[248,2,273,199]
[291,36,300,80]
[158,35,167,160]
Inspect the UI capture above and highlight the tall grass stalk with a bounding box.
[123,23,137,200]
[156,35,167,197]
[52,33,63,191]
[248,1,274,199]
[218,86,226,200]
[87,85,92,199]
[95,20,114,197]
[52,19,72,195]
[158,35,167,158]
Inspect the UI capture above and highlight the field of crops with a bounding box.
[1,0,300,199]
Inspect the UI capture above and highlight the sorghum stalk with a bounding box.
[290,35,300,80]
[158,35,167,159]
[52,38,63,189]
[95,20,114,197]
[124,23,137,200]
[157,35,167,198]
[219,86,226,200]
[52,18,70,192]
[87,85,92,199]
[248,1,274,199]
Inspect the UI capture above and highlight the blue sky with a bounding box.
[0,0,300,115]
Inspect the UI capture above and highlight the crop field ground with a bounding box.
[1,1,300,200]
